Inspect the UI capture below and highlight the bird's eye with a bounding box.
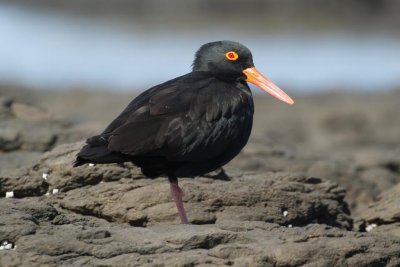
[225,51,239,61]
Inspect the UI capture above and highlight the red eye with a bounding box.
[225,51,239,61]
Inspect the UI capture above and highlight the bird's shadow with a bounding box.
[202,168,231,181]
[115,163,231,181]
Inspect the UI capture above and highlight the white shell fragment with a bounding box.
[42,173,48,180]
[52,189,59,194]
[0,240,15,250]
[288,224,293,228]
[283,210,289,217]
[366,223,377,232]
[89,163,95,167]
[5,191,14,198]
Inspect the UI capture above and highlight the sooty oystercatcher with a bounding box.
[73,40,294,224]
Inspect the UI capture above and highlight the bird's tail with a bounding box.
[73,135,126,167]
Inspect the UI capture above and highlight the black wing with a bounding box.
[102,71,251,162]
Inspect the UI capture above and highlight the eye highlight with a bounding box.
[225,51,239,61]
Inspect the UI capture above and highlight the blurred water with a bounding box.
[1,4,400,92]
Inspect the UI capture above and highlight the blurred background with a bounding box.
[1,0,400,91]
[1,0,400,217]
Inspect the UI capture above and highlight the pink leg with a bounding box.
[170,181,189,224]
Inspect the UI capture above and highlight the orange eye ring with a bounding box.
[225,51,239,61]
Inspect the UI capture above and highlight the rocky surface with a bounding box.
[357,183,400,237]
[0,96,63,152]
[232,91,400,217]
[0,141,399,266]
[1,198,399,267]
[1,87,400,266]
[0,96,96,175]
[1,142,352,229]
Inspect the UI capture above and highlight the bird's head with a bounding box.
[193,40,294,105]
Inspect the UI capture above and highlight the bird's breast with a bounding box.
[165,83,254,162]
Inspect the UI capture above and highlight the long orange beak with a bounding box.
[243,67,294,105]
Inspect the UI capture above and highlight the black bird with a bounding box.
[74,41,294,224]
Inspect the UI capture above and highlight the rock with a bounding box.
[0,142,141,198]
[357,183,400,237]
[0,98,63,176]
[0,151,42,176]
[0,199,39,242]
[0,199,399,267]
[11,102,52,122]
[359,167,398,197]
[36,142,143,191]
[234,143,400,219]
[0,97,64,152]
[0,97,96,175]
[213,221,400,267]
[1,142,352,230]
[0,168,48,198]
[0,119,61,151]
[57,172,353,227]
[0,96,13,119]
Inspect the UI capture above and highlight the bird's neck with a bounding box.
[192,70,246,84]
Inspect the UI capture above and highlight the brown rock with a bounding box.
[0,200,399,267]
[2,142,352,230]
[0,168,48,198]
[11,102,52,122]
[55,169,352,229]
[357,183,400,237]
